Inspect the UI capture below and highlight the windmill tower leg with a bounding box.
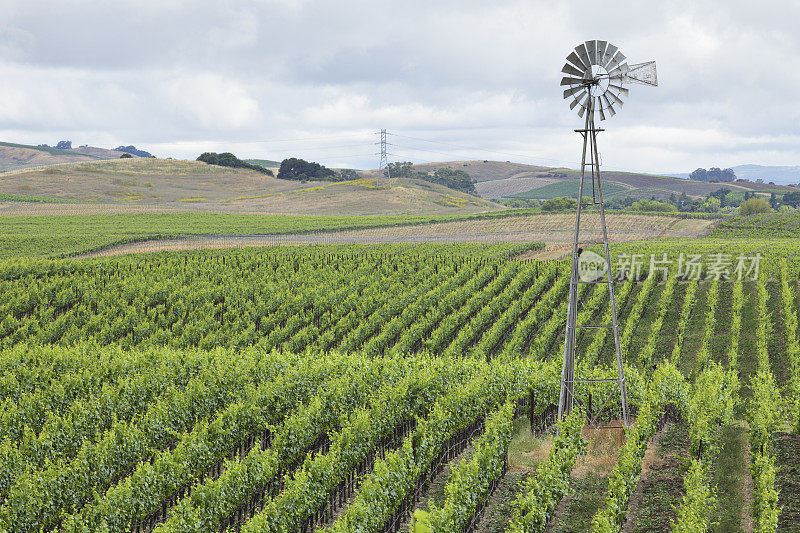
[558,99,630,429]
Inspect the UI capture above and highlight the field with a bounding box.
[0,226,797,532]
[508,180,630,200]
[0,210,718,260]
[711,212,800,238]
[0,160,793,533]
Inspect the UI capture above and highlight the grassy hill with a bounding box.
[423,160,793,200]
[0,158,503,216]
[0,141,142,172]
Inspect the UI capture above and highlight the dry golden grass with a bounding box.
[573,424,627,477]
[0,160,504,216]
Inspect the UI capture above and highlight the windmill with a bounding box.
[557,40,657,429]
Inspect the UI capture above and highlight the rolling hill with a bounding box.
[410,160,796,200]
[0,157,503,216]
[0,141,144,172]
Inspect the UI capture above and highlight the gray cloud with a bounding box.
[0,0,798,175]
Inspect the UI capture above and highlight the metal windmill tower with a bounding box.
[557,40,657,429]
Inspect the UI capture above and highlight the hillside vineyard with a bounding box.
[0,242,799,531]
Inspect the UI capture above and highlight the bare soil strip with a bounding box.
[75,214,715,259]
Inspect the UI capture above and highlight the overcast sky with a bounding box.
[0,0,798,174]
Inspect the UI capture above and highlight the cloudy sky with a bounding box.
[0,0,798,174]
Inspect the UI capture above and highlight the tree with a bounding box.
[55,140,72,150]
[782,191,800,208]
[384,162,476,194]
[689,167,735,182]
[115,145,153,157]
[739,197,771,215]
[277,157,336,181]
[769,192,778,209]
[690,168,707,181]
[386,162,415,179]
[119,153,133,159]
[677,192,690,211]
[338,169,359,181]
[541,197,578,212]
[630,199,677,212]
[709,188,731,207]
[699,196,721,212]
[431,167,476,194]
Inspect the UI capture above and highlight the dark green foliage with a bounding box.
[276,157,336,181]
[386,162,477,194]
[338,168,360,181]
[497,198,541,208]
[197,152,274,176]
[690,167,736,182]
[119,153,133,159]
[114,145,153,157]
[783,191,800,208]
[541,197,578,212]
[709,188,732,206]
[431,168,477,194]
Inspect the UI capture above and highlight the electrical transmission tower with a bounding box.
[376,129,392,187]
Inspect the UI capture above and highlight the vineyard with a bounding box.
[711,211,800,239]
[1,240,799,532]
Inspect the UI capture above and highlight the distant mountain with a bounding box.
[729,165,800,185]
[669,165,800,185]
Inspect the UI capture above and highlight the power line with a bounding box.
[390,132,575,166]
[214,133,373,145]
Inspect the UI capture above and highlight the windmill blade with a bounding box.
[609,84,629,97]
[607,51,627,71]
[607,63,630,78]
[567,51,587,71]
[569,90,588,110]
[605,90,625,107]
[606,103,616,117]
[598,104,606,121]
[586,40,597,65]
[561,62,584,78]
[578,103,587,118]
[625,61,658,86]
[601,43,618,67]
[596,41,608,65]
[575,43,591,70]
[563,86,585,99]
[561,76,584,86]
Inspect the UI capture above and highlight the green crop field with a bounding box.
[508,180,629,199]
[0,218,797,531]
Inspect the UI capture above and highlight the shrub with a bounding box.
[739,198,771,215]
